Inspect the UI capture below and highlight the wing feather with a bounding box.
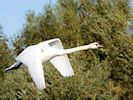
[48,39,74,77]
[16,45,45,90]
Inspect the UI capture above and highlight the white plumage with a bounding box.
[5,38,103,90]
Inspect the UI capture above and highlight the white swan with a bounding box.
[5,38,103,90]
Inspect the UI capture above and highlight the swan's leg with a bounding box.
[5,62,22,72]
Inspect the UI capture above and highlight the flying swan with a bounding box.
[5,38,103,90]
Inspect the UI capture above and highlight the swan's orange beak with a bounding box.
[98,44,103,48]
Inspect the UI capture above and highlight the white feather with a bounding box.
[5,38,103,90]
[38,38,74,77]
[16,45,45,90]
[48,39,74,77]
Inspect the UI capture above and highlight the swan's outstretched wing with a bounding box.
[48,38,74,77]
[50,55,74,77]
[16,45,45,90]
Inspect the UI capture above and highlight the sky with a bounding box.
[0,0,57,39]
[0,0,133,39]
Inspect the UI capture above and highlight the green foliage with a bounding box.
[0,26,12,74]
[0,25,15,99]
[1,0,133,99]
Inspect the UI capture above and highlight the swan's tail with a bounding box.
[5,62,22,72]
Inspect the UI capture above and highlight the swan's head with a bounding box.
[89,42,103,49]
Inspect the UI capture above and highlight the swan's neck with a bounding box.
[63,45,91,55]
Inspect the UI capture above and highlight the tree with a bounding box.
[3,0,133,99]
[0,25,12,76]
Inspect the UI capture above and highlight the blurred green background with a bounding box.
[0,0,133,99]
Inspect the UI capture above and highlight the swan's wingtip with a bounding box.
[37,85,46,91]
[4,68,9,72]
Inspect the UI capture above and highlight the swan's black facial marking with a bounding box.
[93,42,103,48]
[94,43,99,47]
[95,43,98,46]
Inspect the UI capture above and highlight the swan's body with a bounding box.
[5,38,103,90]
